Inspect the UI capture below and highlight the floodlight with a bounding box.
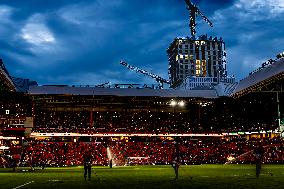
[178,101,185,107]
[170,100,177,106]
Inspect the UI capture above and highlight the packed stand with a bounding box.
[1,137,284,168]
[33,102,279,135]
[0,92,32,129]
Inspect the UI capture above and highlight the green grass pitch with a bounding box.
[1,164,284,189]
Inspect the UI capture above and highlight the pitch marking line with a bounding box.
[13,181,34,189]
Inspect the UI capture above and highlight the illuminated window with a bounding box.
[196,70,201,75]
[184,55,188,60]
[196,60,200,65]
[176,55,179,61]
[179,55,184,59]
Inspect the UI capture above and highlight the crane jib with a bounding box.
[184,0,213,37]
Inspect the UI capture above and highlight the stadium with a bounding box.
[1,1,284,189]
[1,52,284,188]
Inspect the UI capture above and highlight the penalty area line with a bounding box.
[13,181,34,189]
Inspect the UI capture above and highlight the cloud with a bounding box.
[1,0,283,86]
[0,5,17,37]
[0,5,14,23]
[4,13,69,70]
[210,0,284,80]
[236,0,284,15]
[20,14,55,46]
[2,1,187,85]
[35,69,150,86]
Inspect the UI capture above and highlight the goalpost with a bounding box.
[126,157,150,166]
[106,146,150,166]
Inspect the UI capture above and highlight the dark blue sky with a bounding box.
[1,0,284,85]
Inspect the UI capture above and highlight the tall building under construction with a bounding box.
[168,0,234,89]
[167,35,234,89]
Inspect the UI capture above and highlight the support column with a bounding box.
[277,92,281,131]
[90,111,93,128]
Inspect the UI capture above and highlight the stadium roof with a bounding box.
[28,85,218,98]
[28,55,284,98]
[11,77,38,93]
[232,58,284,97]
[0,59,16,92]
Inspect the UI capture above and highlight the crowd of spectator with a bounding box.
[0,91,281,134]
[30,92,283,134]
[33,110,200,134]
[1,137,284,168]
[33,107,278,135]
[0,92,32,129]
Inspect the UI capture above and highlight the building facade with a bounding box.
[167,35,233,89]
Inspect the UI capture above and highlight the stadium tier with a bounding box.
[1,137,284,167]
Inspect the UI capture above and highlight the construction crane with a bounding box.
[184,0,213,38]
[120,60,170,88]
